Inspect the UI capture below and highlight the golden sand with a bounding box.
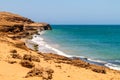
[0,12,120,80]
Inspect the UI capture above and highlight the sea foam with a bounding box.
[25,31,120,71]
[105,63,120,70]
[29,33,72,57]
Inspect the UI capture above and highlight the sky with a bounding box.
[0,0,120,24]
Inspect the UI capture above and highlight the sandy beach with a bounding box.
[0,12,120,80]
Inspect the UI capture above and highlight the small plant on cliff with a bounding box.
[27,36,33,39]
[35,30,39,35]
[34,44,38,51]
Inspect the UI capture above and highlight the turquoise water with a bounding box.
[40,25,120,70]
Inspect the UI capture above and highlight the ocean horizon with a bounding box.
[29,25,120,70]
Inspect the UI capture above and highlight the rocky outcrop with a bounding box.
[24,23,52,31]
[0,12,52,34]
[25,66,54,80]
[39,53,106,74]
[0,12,34,24]
[23,54,40,62]
[20,60,35,68]
[0,24,24,33]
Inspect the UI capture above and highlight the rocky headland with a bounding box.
[0,12,120,80]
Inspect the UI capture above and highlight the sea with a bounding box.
[28,25,120,70]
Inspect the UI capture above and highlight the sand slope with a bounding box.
[0,38,120,80]
[0,12,120,80]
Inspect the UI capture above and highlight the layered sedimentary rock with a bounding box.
[0,12,52,34]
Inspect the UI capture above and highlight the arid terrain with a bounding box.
[0,12,120,80]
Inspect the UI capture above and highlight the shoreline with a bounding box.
[26,33,72,57]
[0,12,120,80]
[25,30,120,71]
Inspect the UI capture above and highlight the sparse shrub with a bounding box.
[27,35,33,39]
[34,44,38,51]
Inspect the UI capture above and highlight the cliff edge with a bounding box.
[0,12,51,35]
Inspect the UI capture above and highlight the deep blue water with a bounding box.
[40,25,120,70]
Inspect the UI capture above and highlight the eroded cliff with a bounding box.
[0,12,51,35]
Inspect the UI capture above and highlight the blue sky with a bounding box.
[0,0,120,24]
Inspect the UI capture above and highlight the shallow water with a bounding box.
[31,25,120,70]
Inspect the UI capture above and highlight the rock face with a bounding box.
[0,24,24,33]
[0,12,34,24]
[0,12,52,34]
[24,23,52,31]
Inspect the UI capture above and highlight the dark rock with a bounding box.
[92,68,106,74]
[72,59,90,68]
[20,60,35,68]
[23,54,40,62]
[23,54,32,61]
[10,53,22,59]
[1,24,24,33]
[25,67,43,78]
[25,67,54,80]
[43,24,52,30]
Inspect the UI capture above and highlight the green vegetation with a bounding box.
[33,44,38,51]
